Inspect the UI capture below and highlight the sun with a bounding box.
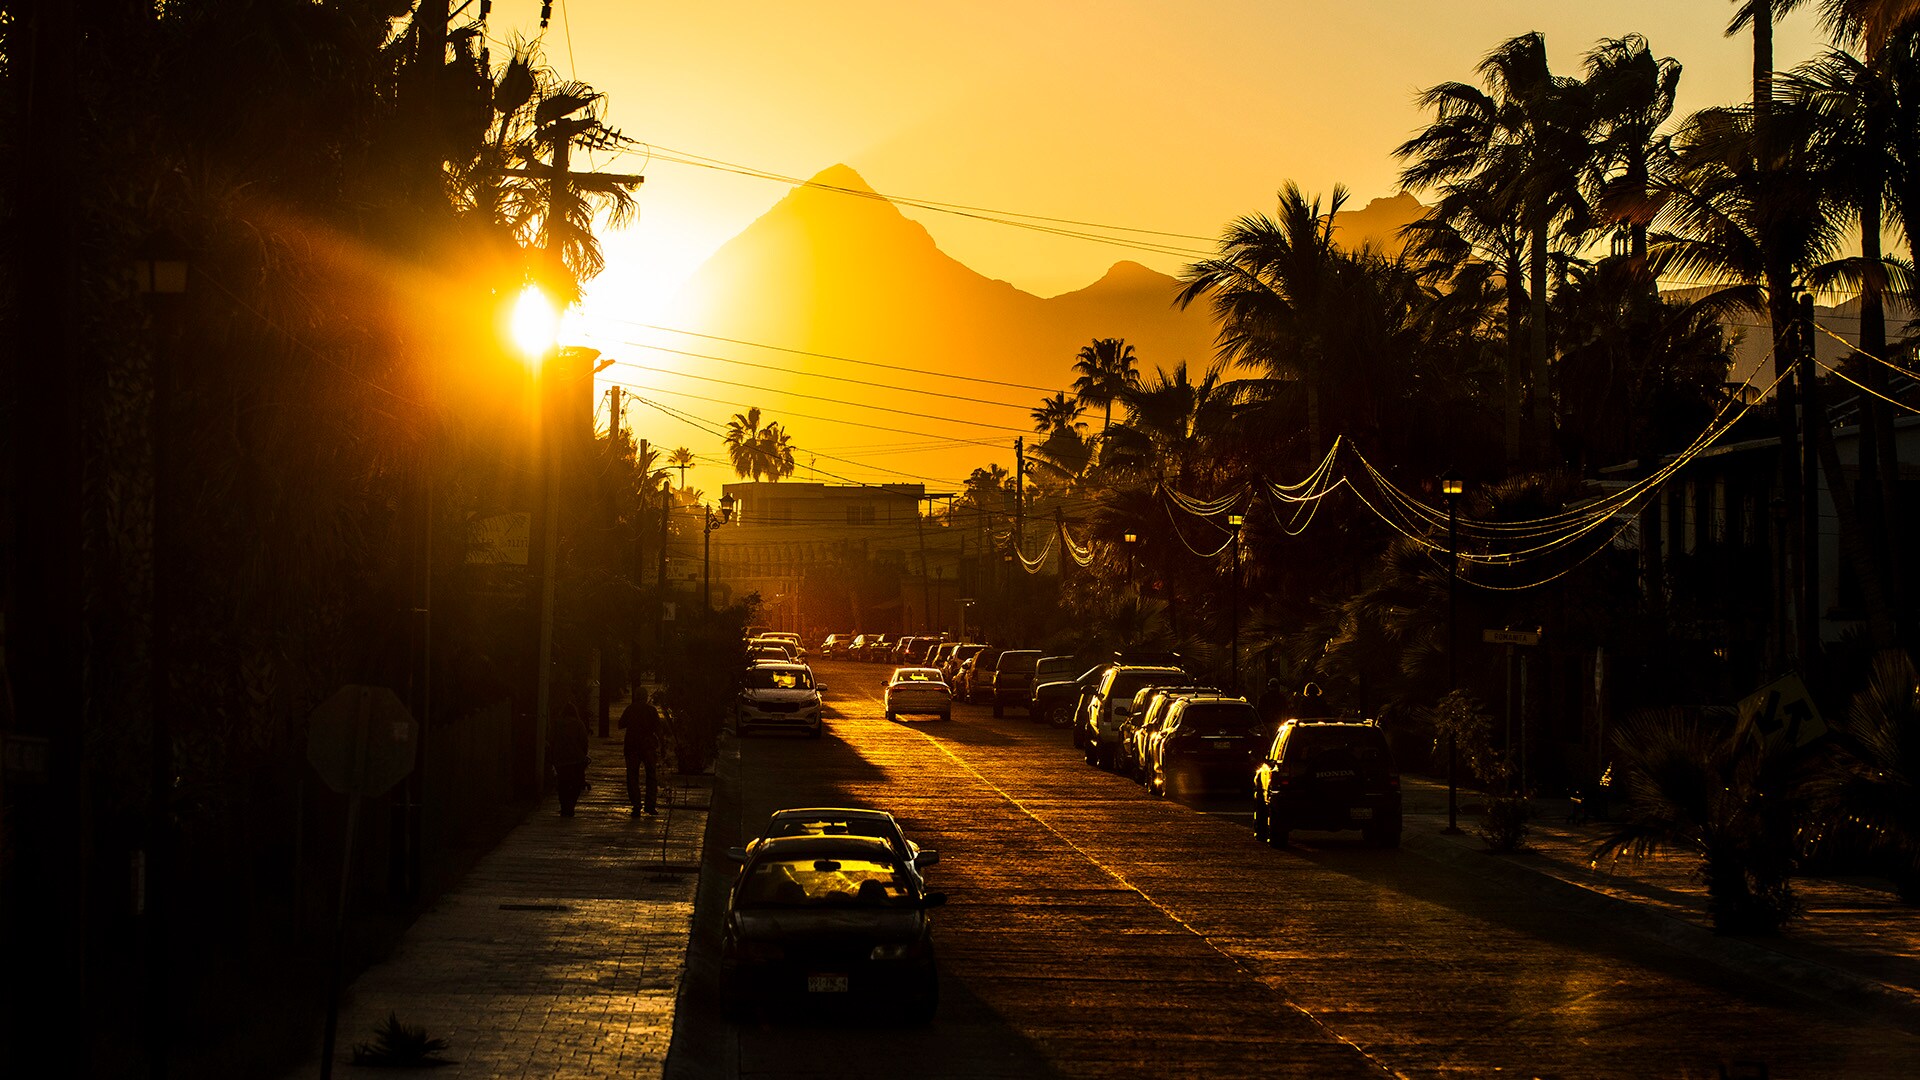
[510,285,561,363]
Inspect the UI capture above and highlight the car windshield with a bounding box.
[739,856,913,907]
[767,818,899,846]
[1110,671,1184,702]
[745,668,813,690]
[1293,729,1392,760]
[891,668,943,683]
[1036,659,1077,680]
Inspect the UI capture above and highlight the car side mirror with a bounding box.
[815,685,829,693]
[917,850,938,868]
[726,846,748,863]
[920,892,948,909]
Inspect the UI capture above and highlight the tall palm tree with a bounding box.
[1070,339,1141,435]
[1103,361,1240,489]
[1398,32,1598,462]
[1031,392,1084,435]
[1586,35,1684,264]
[1178,184,1347,454]
[667,446,695,489]
[724,407,764,480]
[754,422,797,482]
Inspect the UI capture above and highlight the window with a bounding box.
[739,857,910,907]
[846,505,876,525]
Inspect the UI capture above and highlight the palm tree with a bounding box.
[1070,339,1141,435]
[754,422,797,481]
[1595,708,1804,934]
[1397,32,1598,462]
[1586,35,1684,264]
[1808,650,1920,901]
[1178,184,1349,454]
[1031,392,1084,435]
[1103,361,1241,489]
[724,407,764,479]
[667,446,695,489]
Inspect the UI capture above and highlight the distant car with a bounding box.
[729,806,940,887]
[745,645,793,665]
[854,634,885,662]
[764,632,805,658]
[748,637,800,662]
[885,667,953,722]
[987,650,1043,718]
[1030,658,1092,728]
[735,663,824,738]
[1253,719,1403,847]
[929,642,963,672]
[1147,695,1262,799]
[720,834,944,1022]
[821,633,853,657]
[1081,665,1188,769]
[955,651,996,703]
[1118,684,1208,779]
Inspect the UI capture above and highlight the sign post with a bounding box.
[306,686,418,1080]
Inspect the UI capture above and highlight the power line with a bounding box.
[602,341,1037,413]
[589,319,1065,394]
[605,378,1009,445]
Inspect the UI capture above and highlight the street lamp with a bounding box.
[1440,470,1464,834]
[702,491,736,615]
[1227,514,1244,695]
[1123,531,1138,593]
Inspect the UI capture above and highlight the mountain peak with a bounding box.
[803,163,877,196]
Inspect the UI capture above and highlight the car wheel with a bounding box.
[1083,740,1098,766]
[1268,814,1290,848]
[940,711,952,722]
[808,723,822,739]
[885,710,896,722]
[905,969,939,1025]
[1365,823,1402,848]
[1253,799,1268,840]
[1070,721,1084,748]
[992,702,1003,717]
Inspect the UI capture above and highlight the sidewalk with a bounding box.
[283,717,709,1079]
[1399,776,1920,1029]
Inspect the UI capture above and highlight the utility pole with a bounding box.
[634,434,647,687]
[916,496,933,632]
[1796,295,1820,671]
[1014,436,1026,559]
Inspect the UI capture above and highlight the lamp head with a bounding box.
[1123,532,1138,544]
[1227,514,1244,529]
[718,492,736,522]
[1440,470,1464,498]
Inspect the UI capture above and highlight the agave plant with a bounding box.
[1806,650,1920,902]
[1594,707,1805,934]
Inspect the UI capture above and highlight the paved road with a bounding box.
[688,659,1920,1079]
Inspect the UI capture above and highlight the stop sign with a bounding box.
[306,685,417,796]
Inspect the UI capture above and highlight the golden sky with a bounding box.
[490,1,1829,485]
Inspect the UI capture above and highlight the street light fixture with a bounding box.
[1440,470,1464,835]
[702,491,736,615]
[1227,514,1244,695]
[1123,531,1138,593]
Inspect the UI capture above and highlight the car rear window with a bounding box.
[1110,670,1185,701]
[745,668,814,690]
[739,857,910,907]
[1287,728,1392,760]
[996,651,1041,672]
[1178,703,1261,736]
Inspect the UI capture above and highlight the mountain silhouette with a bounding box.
[656,165,1219,481]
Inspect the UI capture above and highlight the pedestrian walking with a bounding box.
[1257,677,1287,727]
[621,690,662,816]
[549,704,591,817]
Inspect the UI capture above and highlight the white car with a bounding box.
[885,667,952,722]
[736,663,824,737]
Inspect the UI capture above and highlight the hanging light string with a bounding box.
[1814,357,1920,414]
[1812,321,1920,383]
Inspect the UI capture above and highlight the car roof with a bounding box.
[769,806,897,823]
[1110,665,1185,676]
[890,667,944,678]
[750,662,810,673]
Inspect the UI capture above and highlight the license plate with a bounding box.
[1210,739,1235,749]
[806,974,849,993]
[1350,807,1373,821]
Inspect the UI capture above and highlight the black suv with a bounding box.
[987,650,1042,717]
[1253,720,1402,847]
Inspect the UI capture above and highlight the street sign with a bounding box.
[1737,674,1827,750]
[1483,628,1541,646]
[466,512,530,565]
[306,685,417,796]
[661,601,677,623]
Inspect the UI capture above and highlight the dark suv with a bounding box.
[1253,720,1402,847]
[987,650,1042,717]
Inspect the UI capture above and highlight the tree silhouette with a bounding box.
[1071,338,1141,435]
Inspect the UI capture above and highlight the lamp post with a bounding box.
[1441,470,1464,834]
[1123,531,1138,593]
[1227,514,1244,695]
[702,492,736,615]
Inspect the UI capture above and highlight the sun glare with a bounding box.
[510,285,561,363]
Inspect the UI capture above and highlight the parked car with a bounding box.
[765,632,805,658]
[820,633,853,657]
[929,642,963,672]
[745,644,793,665]
[859,634,892,662]
[941,643,988,686]
[729,806,939,887]
[956,651,1000,703]
[735,663,825,738]
[719,834,944,1022]
[1081,665,1188,769]
[1118,684,1208,780]
[885,667,953,722]
[1147,695,1262,798]
[986,650,1042,717]
[1253,719,1403,847]
[1030,657,1092,727]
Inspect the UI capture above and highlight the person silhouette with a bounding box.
[549,704,591,817]
[621,691,661,816]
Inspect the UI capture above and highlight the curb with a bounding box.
[1401,826,1920,1034]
